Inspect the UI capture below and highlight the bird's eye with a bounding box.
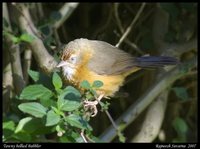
[69,56,76,62]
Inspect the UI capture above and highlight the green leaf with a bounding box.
[3,121,15,131]
[117,131,126,143]
[11,35,20,43]
[40,96,56,107]
[3,121,15,140]
[92,80,103,88]
[172,117,188,135]
[99,101,110,111]
[31,126,55,135]
[46,110,60,126]
[15,117,33,133]
[28,69,40,82]
[13,131,31,142]
[20,33,35,43]
[52,72,62,90]
[80,80,91,89]
[18,102,47,118]
[172,87,189,101]
[19,84,53,100]
[58,86,81,111]
[3,31,20,44]
[28,70,54,89]
[65,114,92,130]
[20,118,44,134]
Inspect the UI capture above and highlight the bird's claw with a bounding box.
[83,100,98,117]
[83,94,105,117]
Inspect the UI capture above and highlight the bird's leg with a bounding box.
[83,94,105,117]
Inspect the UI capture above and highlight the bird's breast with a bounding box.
[71,65,125,97]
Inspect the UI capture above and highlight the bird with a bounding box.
[57,38,178,116]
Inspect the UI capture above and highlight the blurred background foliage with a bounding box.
[3,3,197,142]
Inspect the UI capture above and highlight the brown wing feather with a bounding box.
[87,40,137,75]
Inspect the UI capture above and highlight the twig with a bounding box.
[104,110,118,130]
[115,3,146,48]
[96,95,123,139]
[94,94,119,130]
[99,57,197,142]
[114,3,144,55]
[114,30,144,55]
[80,130,88,143]
[124,39,144,55]
[13,3,43,40]
[53,3,79,29]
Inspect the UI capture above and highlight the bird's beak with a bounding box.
[56,61,68,68]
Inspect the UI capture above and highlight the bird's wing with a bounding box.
[87,40,137,75]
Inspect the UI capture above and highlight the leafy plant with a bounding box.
[3,70,106,142]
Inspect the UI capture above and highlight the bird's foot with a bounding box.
[83,94,104,117]
[83,100,98,117]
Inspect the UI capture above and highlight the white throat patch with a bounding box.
[62,66,76,81]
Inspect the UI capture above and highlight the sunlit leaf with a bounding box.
[20,33,35,43]
[15,117,33,133]
[92,80,103,88]
[52,72,62,90]
[80,80,91,89]
[18,102,47,118]
[65,114,92,130]
[46,110,60,126]
[19,85,53,100]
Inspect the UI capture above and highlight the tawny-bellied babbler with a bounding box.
[57,38,178,116]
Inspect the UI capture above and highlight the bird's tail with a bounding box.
[134,56,179,68]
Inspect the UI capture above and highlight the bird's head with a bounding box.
[57,38,91,80]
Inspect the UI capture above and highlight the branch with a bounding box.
[53,3,79,29]
[115,3,146,48]
[3,3,25,95]
[3,3,13,110]
[162,39,197,58]
[132,91,169,142]
[16,4,57,74]
[3,3,15,113]
[23,49,32,85]
[99,57,197,142]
